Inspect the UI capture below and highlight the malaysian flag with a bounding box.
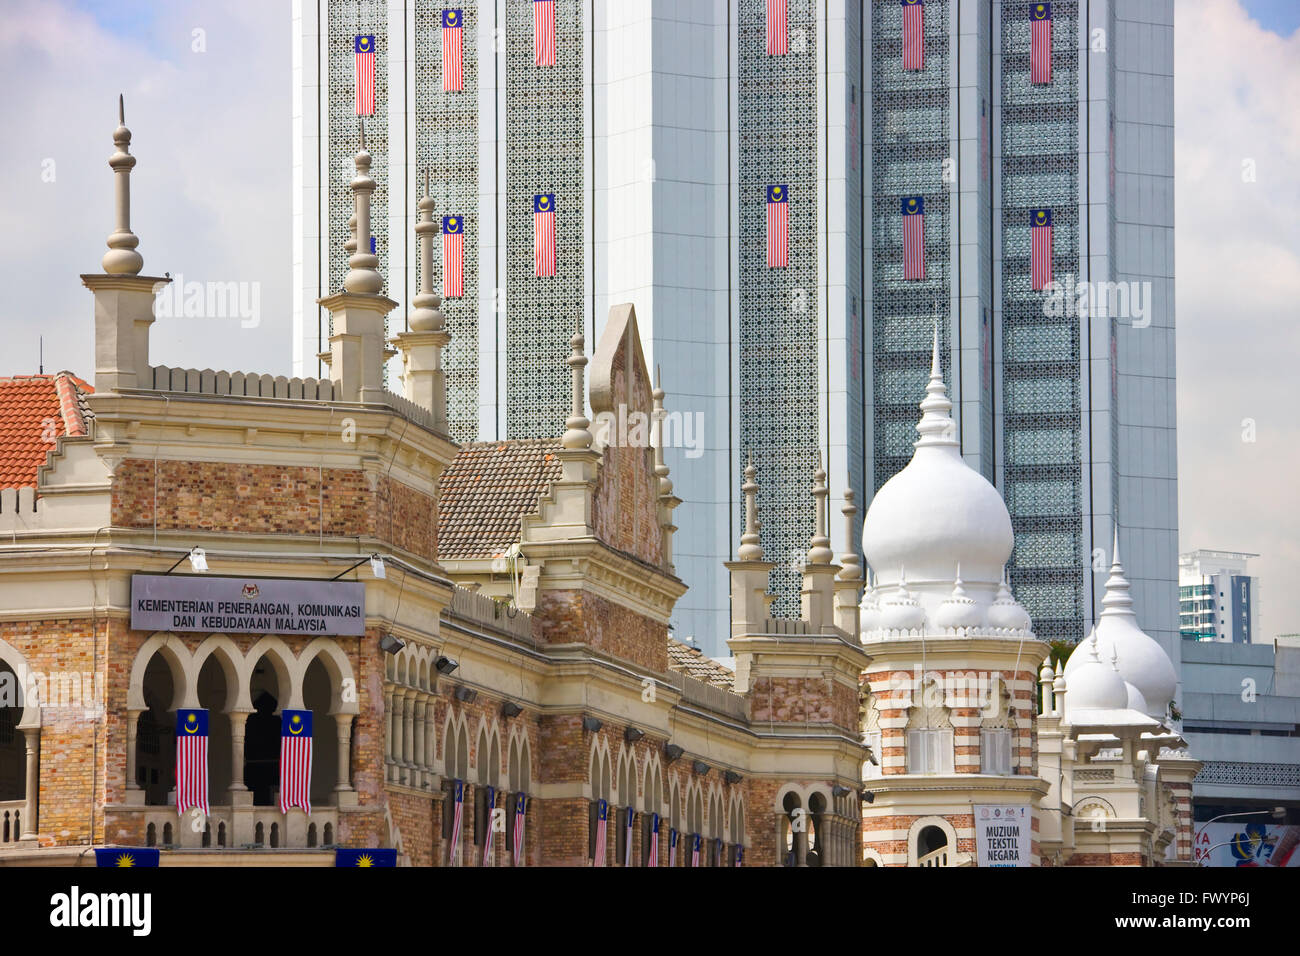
[902,196,925,280]
[982,307,992,390]
[1030,207,1052,290]
[354,35,376,116]
[766,185,789,268]
[668,827,679,867]
[1030,3,1052,85]
[513,791,527,865]
[482,785,497,866]
[714,837,724,867]
[534,0,556,66]
[691,832,702,867]
[593,799,608,867]
[279,709,313,815]
[442,10,464,92]
[901,0,925,71]
[647,813,660,867]
[448,779,465,864]
[442,215,464,298]
[736,845,744,867]
[766,0,788,56]
[980,98,990,181]
[176,709,209,817]
[623,806,635,866]
[534,194,556,277]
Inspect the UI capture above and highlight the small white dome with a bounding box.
[879,573,927,632]
[1064,532,1177,719]
[934,568,983,630]
[987,569,1032,632]
[858,574,882,636]
[863,328,1014,587]
[1065,634,1129,713]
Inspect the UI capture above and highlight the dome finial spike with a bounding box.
[118,92,125,126]
[407,168,443,331]
[930,301,942,379]
[1111,523,1122,570]
[914,304,957,447]
[102,93,144,275]
[342,119,383,293]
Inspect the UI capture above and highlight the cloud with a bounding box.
[0,0,291,380]
[1176,0,1300,639]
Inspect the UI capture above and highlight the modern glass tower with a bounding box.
[293,0,1177,666]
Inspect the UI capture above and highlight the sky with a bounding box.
[0,0,1297,639]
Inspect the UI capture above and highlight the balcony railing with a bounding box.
[126,805,340,851]
[0,799,30,844]
[917,847,949,867]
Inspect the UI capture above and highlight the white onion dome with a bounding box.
[987,567,1033,632]
[879,569,927,632]
[1064,633,1129,714]
[863,326,1014,588]
[1124,681,1149,715]
[934,566,983,630]
[1064,531,1177,720]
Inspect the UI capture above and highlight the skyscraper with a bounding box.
[294,0,1177,664]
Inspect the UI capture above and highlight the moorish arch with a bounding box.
[0,637,39,842]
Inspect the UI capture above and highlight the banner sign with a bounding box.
[974,805,1032,867]
[131,574,366,636]
[1194,823,1299,867]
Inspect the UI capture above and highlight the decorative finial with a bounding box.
[561,330,592,449]
[836,485,861,581]
[343,120,383,294]
[807,452,833,565]
[1100,522,1136,617]
[914,308,957,447]
[737,455,764,561]
[408,168,444,332]
[652,366,674,498]
[102,94,144,275]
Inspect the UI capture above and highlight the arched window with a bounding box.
[807,792,827,867]
[781,791,803,866]
[862,693,883,780]
[906,678,953,774]
[616,750,638,866]
[588,745,612,865]
[980,680,1014,775]
[916,825,948,867]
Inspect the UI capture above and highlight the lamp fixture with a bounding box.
[581,716,603,733]
[663,743,684,763]
[378,633,405,655]
[501,701,523,719]
[434,656,459,675]
[454,686,477,703]
[369,554,386,578]
[832,785,852,798]
[692,760,710,776]
[624,726,645,743]
[723,770,742,785]
[165,547,209,574]
[861,791,875,804]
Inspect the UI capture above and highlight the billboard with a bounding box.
[1194,822,1299,867]
[974,805,1032,866]
[131,574,366,636]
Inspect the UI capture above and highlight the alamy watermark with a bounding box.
[152,273,261,328]
[591,402,704,460]
[1041,272,1152,328]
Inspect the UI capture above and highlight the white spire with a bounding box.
[560,330,592,450]
[737,456,764,561]
[102,94,144,276]
[408,169,444,332]
[343,120,384,294]
[807,453,833,565]
[837,486,862,581]
[914,311,957,448]
[1100,524,1135,618]
[652,366,673,499]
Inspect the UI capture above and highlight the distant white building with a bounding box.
[1179,550,1260,644]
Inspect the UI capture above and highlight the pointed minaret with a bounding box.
[82,95,169,393]
[391,171,451,432]
[915,316,958,448]
[319,121,397,405]
[1100,525,1136,619]
[833,485,863,635]
[725,457,777,645]
[800,453,839,631]
[652,368,682,572]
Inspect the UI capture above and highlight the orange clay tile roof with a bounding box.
[437,437,563,560]
[666,638,735,690]
[0,372,93,488]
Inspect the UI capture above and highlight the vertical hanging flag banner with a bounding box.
[1030,207,1052,290]
[533,194,556,277]
[623,806,635,866]
[736,845,744,867]
[513,792,527,865]
[691,832,702,867]
[766,185,789,268]
[279,709,313,815]
[668,827,679,867]
[648,813,660,867]
[448,778,465,864]
[982,307,992,390]
[482,785,497,866]
[593,798,608,866]
[175,709,209,817]
[980,98,990,181]
[354,35,376,116]
[850,85,859,171]
[1030,4,1052,84]
[714,837,724,867]
[442,215,464,298]
[902,196,925,280]
[534,0,556,66]
[766,0,788,55]
[442,10,464,92]
[901,0,925,71]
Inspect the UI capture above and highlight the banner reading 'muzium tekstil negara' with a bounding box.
[131,574,366,636]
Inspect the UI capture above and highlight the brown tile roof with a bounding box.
[0,372,93,488]
[666,638,735,690]
[437,437,563,559]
